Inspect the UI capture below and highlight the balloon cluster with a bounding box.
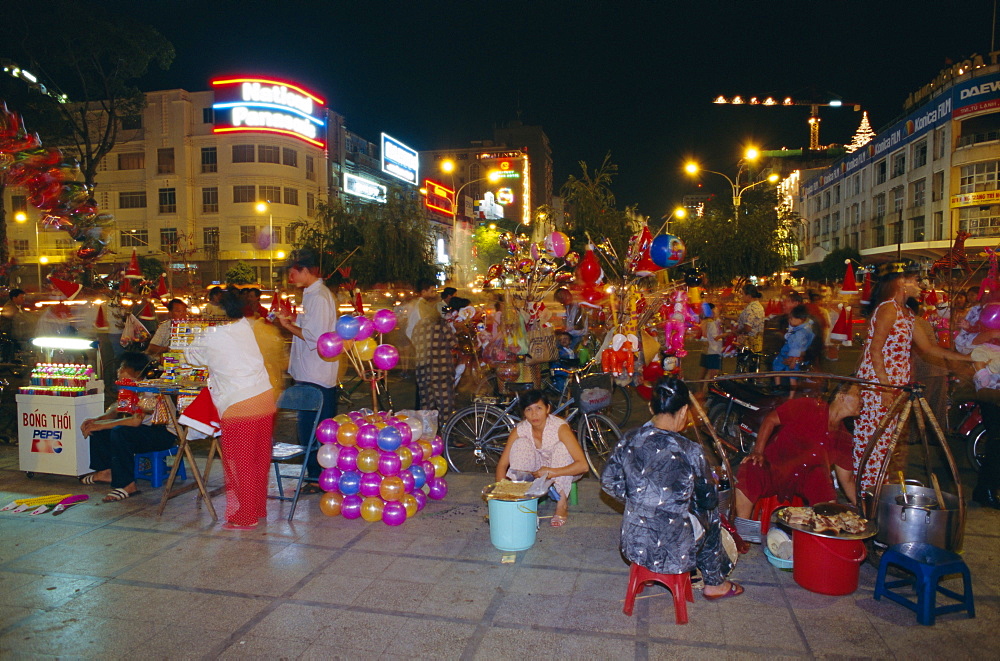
[316,411,449,525]
[483,230,577,294]
[317,308,400,371]
[0,102,112,263]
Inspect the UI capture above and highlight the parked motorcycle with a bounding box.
[955,400,987,470]
[706,378,788,459]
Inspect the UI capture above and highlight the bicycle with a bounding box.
[338,370,393,411]
[443,363,622,478]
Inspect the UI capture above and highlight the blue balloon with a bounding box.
[336,315,360,340]
[377,425,402,451]
[650,234,686,269]
[338,469,361,495]
[409,464,427,490]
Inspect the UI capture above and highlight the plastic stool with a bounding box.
[623,563,694,624]
[752,495,804,535]
[545,481,579,505]
[134,446,187,489]
[874,541,975,625]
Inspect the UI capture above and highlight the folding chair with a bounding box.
[270,384,325,522]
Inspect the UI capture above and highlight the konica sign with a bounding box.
[211,77,326,148]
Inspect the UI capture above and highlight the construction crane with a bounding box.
[712,94,861,149]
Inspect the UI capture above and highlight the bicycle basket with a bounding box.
[575,372,613,413]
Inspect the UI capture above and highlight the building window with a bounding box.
[307,192,316,217]
[283,148,298,167]
[934,127,947,160]
[120,230,148,247]
[240,225,256,243]
[833,185,841,205]
[284,187,299,206]
[832,211,840,232]
[160,227,179,253]
[203,227,220,251]
[822,215,830,234]
[874,193,886,219]
[813,219,820,236]
[959,205,1000,237]
[202,107,214,123]
[853,174,862,197]
[157,148,175,174]
[875,159,887,185]
[158,188,177,213]
[120,115,142,130]
[932,171,945,201]
[260,185,281,203]
[892,187,904,213]
[271,226,283,244]
[202,187,219,213]
[119,191,147,209]
[258,145,280,164]
[201,147,217,173]
[232,145,255,163]
[959,161,1000,194]
[233,185,255,203]
[10,195,27,213]
[911,179,926,208]
[12,239,28,254]
[306,155,315,181]
[912,140,928,168]
[934,211,944,241]
[891,152,906,178]
[912,216,925,242]
[822,191,831,209]
[118,152,145,170]
[287,226,297,244]
[874,225,885,246]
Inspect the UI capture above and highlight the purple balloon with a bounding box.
[316,418,340,444]
[372,308,397,334]
[408,441,425,465]
[981,303,1000,330]
[372,344,399,371]
[337,445,359,472]
[356,423,379,449]
[421,460,435,477]
[349,411,365,424]
[392,420,412,444]
[399,469,415,494]
[410,464,427,490]
[319,467,342,492]
[378,451,401,476]
[338,470,361,496]
[430,435,444,457]
[427,477,448,500]
[337,315,360,340]
[359,471,383,497]
[341,494,363,519]
[382,501,407,526]
[413,489,427,511]
[355,316,375,341]
[377,426,402,452]
[317,332,344,359]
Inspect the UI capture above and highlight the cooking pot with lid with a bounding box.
[876,482,961,551]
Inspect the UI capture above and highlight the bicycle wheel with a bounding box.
[606,383,632,427]
[443,403,514,474]
[472,372,502,401]
[968,424,987,471]
[578,413,621,478]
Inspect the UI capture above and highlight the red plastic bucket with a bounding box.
[791,530,867,595]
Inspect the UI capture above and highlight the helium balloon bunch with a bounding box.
[0,102,113,264]
[317,308,400,410]
[316,410,450,525]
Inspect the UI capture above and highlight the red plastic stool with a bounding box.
[623,563,694,624]
[752,494,804,535]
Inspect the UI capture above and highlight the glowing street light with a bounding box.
[440,159,456,174]
[256,201,276,291]
[683,149,780,211]
[657,206,688,234]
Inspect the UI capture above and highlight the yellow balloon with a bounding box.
[374,421,387,430]
[401,494,418,518]
[396,446,413,470]
[356,448,380,473]
[319,492,343,517]
[379,476,405,501]
[333,414,352,424]
[360,496,385,522]
[355,337,377,361]
[430,455,449,479]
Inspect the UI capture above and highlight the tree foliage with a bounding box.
[802,247,862,283]
[560,153,636,259]
[225,261,257,285]
[138,256,165,282]
[471,224,509,273]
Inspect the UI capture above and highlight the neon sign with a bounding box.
[381,133,419,185]
[211,77,326,148]
[344,173,387,203]
[424,179,455,215]
[496,188,515,205]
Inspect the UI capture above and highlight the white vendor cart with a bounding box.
[17,393,105,478]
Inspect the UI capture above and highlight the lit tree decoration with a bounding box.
[845,111,875,153]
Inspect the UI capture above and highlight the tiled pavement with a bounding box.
[1,432,998,659]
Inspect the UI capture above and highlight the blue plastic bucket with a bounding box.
[488,498,538,551]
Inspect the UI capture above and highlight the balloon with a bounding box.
[404,416,423,441]
[401,494,419,518]
[317,332,344,359]
[408,441,425,465]
[333,413,352,424]
[356,423,379,449]
[356,448,380,473]
[564,251,580,267]
[359,471,383,497]
[319,467,342,492]
[372,344,399,371]
[372,308,397,333]
[578,244,602,285]
[316,418,340,444]
[338,470,361,495]
[348,411,365,423]
[319,491,343,516]
[382,501,407,526]
[317,444,340,469]
[354,337,377,361]
[517,258,534,274]
[421,460,435,479]
[379,475,405,501]
[360,496,385,522]
[392,420,412,444]
[417,440,434,460]
[337,445,359,471]
[413,489,427,511]
[429,455,449,479]
[399,469,415,493]
[396,445,413,470]
[341,494,363,519]
[546,231,570,258]
[377,425,403,451]
[649,234,686,268]
[410,464,427,490]
[378,451,401,476]
[336,315,360,340]
[355,316,375,341]
[427,478,449,500]
[429,436,444,457]
[981,303,1000,329]
[337,422,359,446]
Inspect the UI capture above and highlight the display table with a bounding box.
[16,393,105,477]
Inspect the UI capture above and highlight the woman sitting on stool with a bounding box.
[495,390,588,527]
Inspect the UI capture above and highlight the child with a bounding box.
[773,304,815,372]
[699,303,723,389]
[551,331,578,393]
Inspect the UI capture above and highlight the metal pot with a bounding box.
[876,483,961,551]
[894,493,938,509]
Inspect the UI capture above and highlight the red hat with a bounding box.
[138,299,156,320]
[860,271,872,306]
[94,304,109,330]
[177,388,221,437]
[268,293,281,317]
[154,273,168,298]
[119,276,132,295]
[839,259,858,295]
[124,250,142,279]
[49,277,82,300]
[830,304,851,343]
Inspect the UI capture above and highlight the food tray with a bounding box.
[764,546,793,570]
[771,506,878,541]
[482,481,537,502]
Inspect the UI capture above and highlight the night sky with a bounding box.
[36,1,1000,215]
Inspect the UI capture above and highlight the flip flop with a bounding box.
[222,521,259,530]
[102,488,140,503]
[550,515,568,527]
[79,473,98,485]
[703,581,744,601]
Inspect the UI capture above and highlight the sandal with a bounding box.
[79,473,100,485]
[550,515,568,527]
[703,581,744,601]
[222,521,259,530]
[102,488,139,503]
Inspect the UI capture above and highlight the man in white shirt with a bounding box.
[147,299,188,356]
[277,249,340,481]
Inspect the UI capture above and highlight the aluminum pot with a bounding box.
[876,483,961,551]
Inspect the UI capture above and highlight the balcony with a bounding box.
[958,131,1000,148]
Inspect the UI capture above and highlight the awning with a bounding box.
[794,245,830,266]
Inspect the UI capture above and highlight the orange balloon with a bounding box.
[361,496,384,522]
[401,494,418,518]
[417,440,433,459]
[396,446,413,470]
[342,339,355,351]
[357,448,380,473]
[379,476,405,501]
[337,422,359,446]
[319,491,344,517]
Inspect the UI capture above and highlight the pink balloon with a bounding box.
[349,412,365,424]
[319,467,342,492]
[355,316,375,341]
[392,420,412,444]
[372,344,399,371]
[981,303,1000,330]
[408,441,425,464]
[341,494,363,519]
[413,489,427,511]
[382,501,407,526]
[378,451,401,476]
[316,418,340,444]
[356,423,379,449]
[427,477,448,500]
[317,332,344,359]
[421,460,435,477]
[359,471,383,497]
[372,308,397,333]
[337,445,359,471]
[399,469,415,493]
[430,435,444,457]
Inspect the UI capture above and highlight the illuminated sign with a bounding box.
[424,179,455,215]
[211,77,326,148]
[477,151,523,160]
[344,173,387,203]
[951,190,1000,207]
[476,192,504,220]
[381,133,419,184]
[493,170,520,179]
[496,188,515,205]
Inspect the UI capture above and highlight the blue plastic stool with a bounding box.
[874,541,975,625]
[134,447,187,489]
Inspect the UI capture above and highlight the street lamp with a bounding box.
[684,147,780,211]
[14,210,46,288]
[656,206,687,235]
[437,164,501,283]
[256,200,274,291]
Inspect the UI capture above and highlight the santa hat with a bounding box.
[49,277,82,300]
[830,304,851,343]
[860,271,872,306]
[138,299,156,320]
[94,304,109,330]
[119,276,132,295]
[839,259,859,295]
[124,250,142,279]
[268,293,282,318]
[154,273,168,298]
[925,289,939,307]
[177,388,221,437]
[631,225,661,277]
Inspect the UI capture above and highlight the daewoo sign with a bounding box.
[211,77,326,148]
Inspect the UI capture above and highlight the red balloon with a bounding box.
[578,245,602,285]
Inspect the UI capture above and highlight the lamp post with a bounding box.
[684,148,780,212]
[14,211,47,289]
[438,160,501,284]
[656,206,688,235]
[256,201,274,291]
